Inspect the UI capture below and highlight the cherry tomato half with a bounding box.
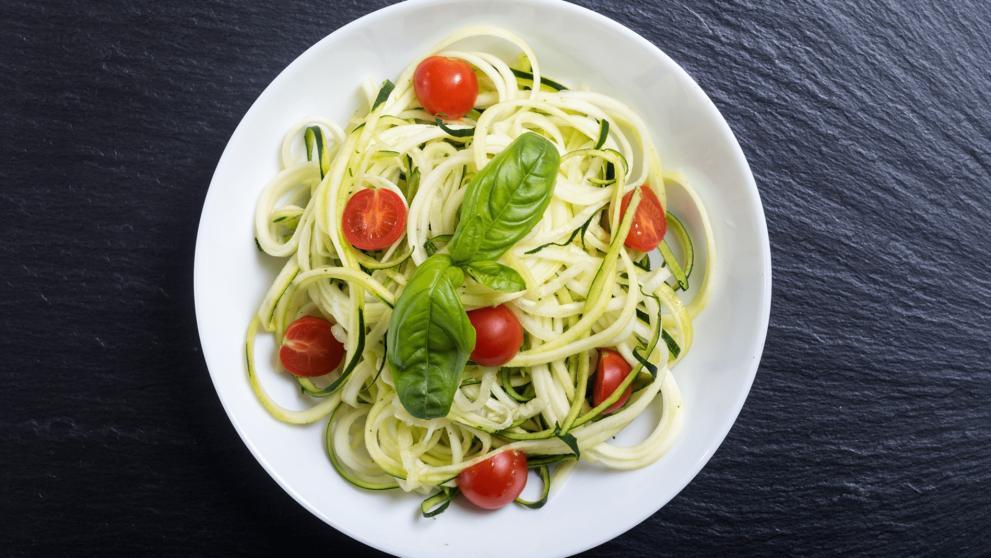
[619,185,667,252]
[467,305,524,366]
[456,450,528,510]
[592,349,633,414]
[342,188,407,251]
[279,316,345,377]
[413,56,478,120]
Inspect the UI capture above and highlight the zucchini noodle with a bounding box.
[246,26,715,509]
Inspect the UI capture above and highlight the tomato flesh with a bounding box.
[413,56,478,120]
[619,185,667,252]
[467,305,524,366]
[592,349,633,414]
[342,188,407,251]
[456,450,528,510]
[279,316,345,377]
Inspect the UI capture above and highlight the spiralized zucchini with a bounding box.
[246,26,714,508]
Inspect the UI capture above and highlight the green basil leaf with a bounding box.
[448,217,486,263]
[465,261,526,292]
[448,132,560,264]
[386,254,476,419]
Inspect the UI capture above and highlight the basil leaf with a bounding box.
[449,217,486,262]
[465,261,526,292]
[448,132,560,264]
[386,254,476,419]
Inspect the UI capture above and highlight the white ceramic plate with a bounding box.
[194,0,770,556]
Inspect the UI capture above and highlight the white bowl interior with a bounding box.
[194,1,770,556]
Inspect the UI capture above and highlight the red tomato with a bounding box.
[467,305,524,366]
[619,185,667,252]
[456,450,528,510]
[413,56,478,120]
[279,316,345,377]
[592,349,633,414]
[342,188,407,251]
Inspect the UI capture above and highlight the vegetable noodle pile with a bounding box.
[246,26,714,514]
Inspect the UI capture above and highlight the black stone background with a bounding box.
[2,1,989,556]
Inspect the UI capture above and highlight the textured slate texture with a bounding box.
[1,0,989,556]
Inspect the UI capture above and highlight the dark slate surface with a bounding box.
[2,0,989,556]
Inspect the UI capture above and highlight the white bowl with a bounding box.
[194,0,771,556]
